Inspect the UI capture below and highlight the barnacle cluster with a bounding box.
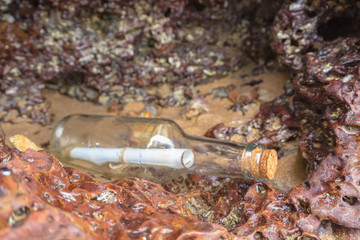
[1,0,360,239]
[0,0,281,125]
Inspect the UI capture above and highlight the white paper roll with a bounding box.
[70,147,124,164]
[70,147,194,169]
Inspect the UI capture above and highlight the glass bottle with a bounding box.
[49,114,278,183]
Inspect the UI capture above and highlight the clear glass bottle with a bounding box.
[49,114,278,183]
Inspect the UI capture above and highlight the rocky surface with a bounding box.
[0,0,282,125]
[1,0,360,239]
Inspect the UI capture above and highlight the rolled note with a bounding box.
[70,147,194,169]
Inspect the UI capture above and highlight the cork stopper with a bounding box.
[241,146,278,180]
[259,149,278,180]
[249,147,262,179]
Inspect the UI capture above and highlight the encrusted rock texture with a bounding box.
[1,0,360,239]
[0,0,281,125]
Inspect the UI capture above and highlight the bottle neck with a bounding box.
[184,134,277,180]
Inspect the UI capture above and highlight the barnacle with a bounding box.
[1,0,360,239]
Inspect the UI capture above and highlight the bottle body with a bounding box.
[49,114,277,183]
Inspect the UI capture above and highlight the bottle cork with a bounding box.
[249,147,262,179]
[241,147,278,180]
[259,149,278,180]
